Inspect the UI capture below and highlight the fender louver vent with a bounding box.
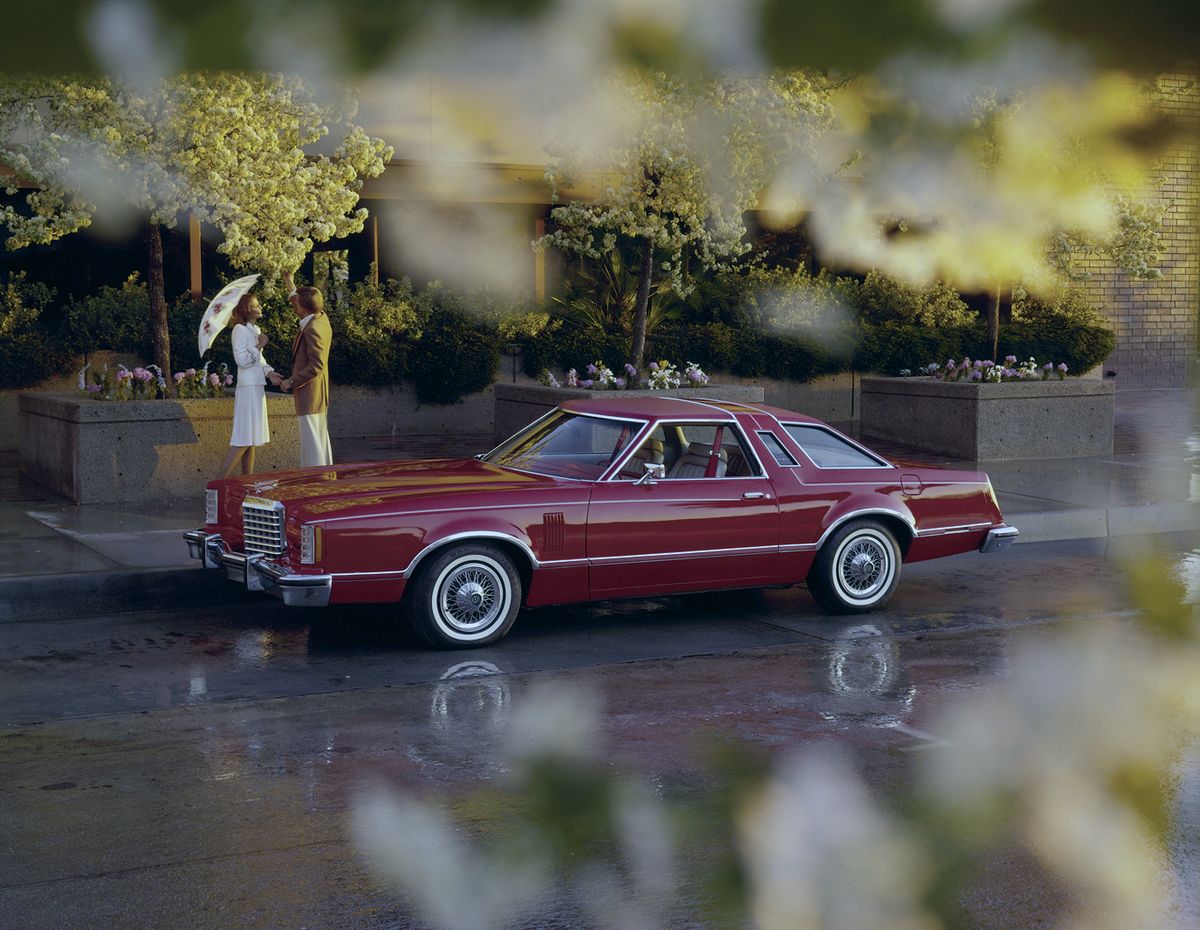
[543,512,565,552]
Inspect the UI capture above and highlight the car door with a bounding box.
[586,421,781,597]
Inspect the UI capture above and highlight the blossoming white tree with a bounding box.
[536,70,835,372]
[0,73,392,372]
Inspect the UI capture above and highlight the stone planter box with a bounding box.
[493,382,767,445]
[18,392,301,504]
[859,377,1115,461]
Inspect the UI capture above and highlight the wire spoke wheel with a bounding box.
[809,520,902,614]
[407,545,522,648]
[440,564,503,632]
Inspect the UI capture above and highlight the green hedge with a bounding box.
[408,304,499,405]
[0,274,68,389]
[854,320,1116,376]
[651,322,845,383]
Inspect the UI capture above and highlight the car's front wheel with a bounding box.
[406,544,522,648]
[807,519,901,614]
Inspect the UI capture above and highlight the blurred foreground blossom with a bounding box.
[739,748,935,930]
[924,609,1200,928]
[352,787,548,930]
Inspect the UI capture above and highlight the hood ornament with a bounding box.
[250,479,278,494]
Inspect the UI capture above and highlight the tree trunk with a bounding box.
[987,287,1001,362]
[630,237,654,372]
[144,221,171,374]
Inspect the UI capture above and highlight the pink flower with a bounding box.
[174,372,186,382]
[186,368,196,377]
[1056,363,1068,373]
[1005,355,1017,365]
[209,373,220,386]
[223,374,233,386]
[649,361,659,371]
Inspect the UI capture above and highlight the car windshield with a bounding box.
[484,411,643,480]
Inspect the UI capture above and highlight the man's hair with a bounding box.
[295,285,324,315]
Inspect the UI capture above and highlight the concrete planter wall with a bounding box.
[493,382,767,444]
[331,382,497,438]
[859,377,1115,460]
[18,392,301,504]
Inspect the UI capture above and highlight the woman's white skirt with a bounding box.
[230,384,270,447]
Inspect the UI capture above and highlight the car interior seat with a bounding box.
[620,436,666,478]
[667,441,728,479]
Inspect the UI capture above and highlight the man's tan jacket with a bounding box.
[290,313,332,416]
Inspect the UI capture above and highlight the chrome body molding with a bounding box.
[587,544,778,566]
[979,524,1020,553]
[183,530,332,606]
[915,521,995,537]
[401,531,540,578]
[814,508,917,550]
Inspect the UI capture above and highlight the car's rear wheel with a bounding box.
[406,544,522,648]
[807,519,901,614]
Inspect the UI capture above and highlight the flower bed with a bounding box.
[859,376,1115,461]
[18,392,300,504]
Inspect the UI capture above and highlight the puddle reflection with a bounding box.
[818,623,916,727]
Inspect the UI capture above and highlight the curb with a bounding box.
[0,566,251,624]
[1008,502,1199,545]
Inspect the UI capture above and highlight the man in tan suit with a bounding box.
[280,271,333,467]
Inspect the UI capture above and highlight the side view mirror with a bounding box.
[635,462,665,486]
[473,453,485,461]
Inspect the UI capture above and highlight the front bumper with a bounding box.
[183,530,332,606]
[980,524,1019,553]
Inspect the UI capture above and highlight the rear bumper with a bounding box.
[980,524,1019,553]
[183,530,332,607]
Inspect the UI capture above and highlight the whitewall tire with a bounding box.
[406,545,522,648]
[807,519,902,614]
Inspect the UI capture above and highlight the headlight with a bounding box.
[205,488,219,524]
[300,524,321,564]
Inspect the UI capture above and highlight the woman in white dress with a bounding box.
[218,294,282,478]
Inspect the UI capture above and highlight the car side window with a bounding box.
[632,423,761,479]
[757,431,799,467]
[783,424,889,468]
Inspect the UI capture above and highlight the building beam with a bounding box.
[188,213,202,298]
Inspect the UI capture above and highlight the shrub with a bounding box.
[990,320,1116,375]
[522,320,630,378]
[837,270,975,328]
[59,273,152,358]
[407,296,499,404]
[0,274,67,389]
[1011,284,1110,327]
[328,277,425,388]
[854,318,1115,376]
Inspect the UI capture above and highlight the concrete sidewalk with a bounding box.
[1,390,1195,620]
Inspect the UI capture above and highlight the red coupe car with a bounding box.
[185,396,1017,648]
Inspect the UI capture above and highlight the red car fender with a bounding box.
[815,493,917,556]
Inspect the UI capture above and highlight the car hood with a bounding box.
[232,458,571,519]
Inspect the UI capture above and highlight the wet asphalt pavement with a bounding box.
[1,533,1197,929]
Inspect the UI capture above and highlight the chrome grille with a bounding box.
[242,496,285,556]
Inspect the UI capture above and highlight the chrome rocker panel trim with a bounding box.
[980,524,1019,553]
[184,530,332,606]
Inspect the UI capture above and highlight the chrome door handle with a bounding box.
[742,491,768,500]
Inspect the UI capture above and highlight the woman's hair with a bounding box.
[231,293,259,325]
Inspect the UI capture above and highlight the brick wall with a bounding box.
[1073,74,1199,388]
